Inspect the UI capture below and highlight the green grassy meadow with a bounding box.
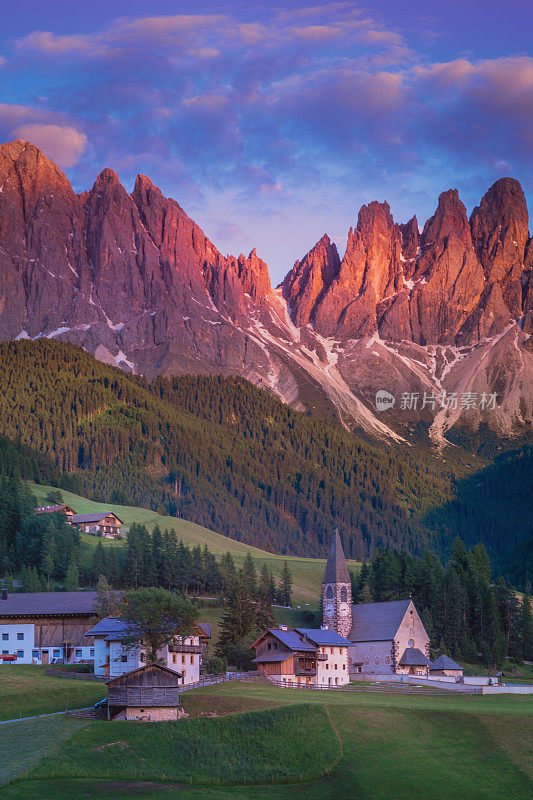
[3,680,532,799]
[0,665,105,721]
[29,481,359,603]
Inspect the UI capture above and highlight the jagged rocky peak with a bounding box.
[282,233,340,326]
[421,188,472,249]
[399,216,419,277]
[470,177,529,283]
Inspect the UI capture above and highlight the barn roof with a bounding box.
[430,654,462,671]
[0,591,101,617]
[349,600,412,642]
[268,629,316,651]
[323,529,351,584]
[398,648,430,666]
[295,628,352,647]
[106,662,182,686]
[70,512,123,524]
[197,622,211,639]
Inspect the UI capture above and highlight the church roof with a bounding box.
[398,647,430,666]
[349,599,412,642]
[430,654,462,671]
[323,530,350,584]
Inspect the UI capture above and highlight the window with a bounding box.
[340,587,348,602]
[2,650,8,655]
[90,649,95,657]
[326,586,333,599]
[267,643,271,650]
[364,657,369,665]
[190,655,194,664]
[408,639,414,648]
[1,633,7,641]
[375,656,380,665]
[75,649,82,658]
[172,654,177,663]
[17,650,24,658]
[121,654,127,662]
[343,664,346,670]
[385,656,391,665]
[182,655,185,664]
[140,653,146,662]
[335,663,338,670]
[17,632,24,641]
[32,650,39,658]
[53,649,61,658]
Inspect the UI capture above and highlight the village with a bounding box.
[2,527,527,727]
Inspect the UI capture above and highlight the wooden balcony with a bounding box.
[316,653,328,661]
[168,644,203,654]
[294,667,317,676]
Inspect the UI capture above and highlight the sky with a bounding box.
[1,1,532,283]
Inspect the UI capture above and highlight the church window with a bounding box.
[385,656,391,665]
[340,587,347,602]
[326,586,333,599]
[408,639,414,648]
[364,657,369,665]
[375,656,380,665]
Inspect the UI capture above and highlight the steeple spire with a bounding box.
[323,528,350,584]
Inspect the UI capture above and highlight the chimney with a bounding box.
[1,589,8,600]
[279,625,288,631]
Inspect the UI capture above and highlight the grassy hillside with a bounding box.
[0,666,105,721]
[28,482,359,604]
[4,682,532,799]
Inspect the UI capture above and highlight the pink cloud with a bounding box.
[9,123,87,166]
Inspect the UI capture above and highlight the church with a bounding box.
[322,531,431,676]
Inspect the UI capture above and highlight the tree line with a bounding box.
[353,540,533,667]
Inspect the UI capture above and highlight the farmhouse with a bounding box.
[70,512,123,539]
[106,663,182,721]
[86,616,211,684]
[0,590,102,664]
[251,626,351,686]
[35,504,76,522]
[322,531,431,676]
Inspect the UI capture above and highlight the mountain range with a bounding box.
[1,139,532,446]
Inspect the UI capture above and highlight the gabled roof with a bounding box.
[0,591,102,617]
[71,512,123,524]
[349,599,413,642]
[106,662,182,685]
[295,628,352,647]
[323,529,350,584]
[430,654,462,671]
[251,628,316,652]
[399,647,430,666]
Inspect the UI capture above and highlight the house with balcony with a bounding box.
[251,626,351,686]
[85,616,211,684]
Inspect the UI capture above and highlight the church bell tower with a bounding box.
[322,529,352,638]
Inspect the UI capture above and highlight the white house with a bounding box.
[85,617,211,684]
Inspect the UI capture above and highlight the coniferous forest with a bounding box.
[0,339,531,587]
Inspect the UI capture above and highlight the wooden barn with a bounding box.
[106,663,182,721]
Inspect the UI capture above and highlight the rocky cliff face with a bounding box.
[0,139,531,446]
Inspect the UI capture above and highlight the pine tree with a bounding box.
[64,563,79,591]
[242,552,257,596]
[216,577,256,669]
[279,561,293,607]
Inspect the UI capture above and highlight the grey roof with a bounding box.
[430,655,462,671]
[399,647,430,666]
[0,591,101,617]
[349,599,412,642]
[295,628,352,647]
[71,512,122,524]
[268,629,315,652]
[252,652,293,663]
[197,622,211,638]
[323,529,350,584]
[85,617,130,637]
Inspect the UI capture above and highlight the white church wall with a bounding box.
[348,641,395,674]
